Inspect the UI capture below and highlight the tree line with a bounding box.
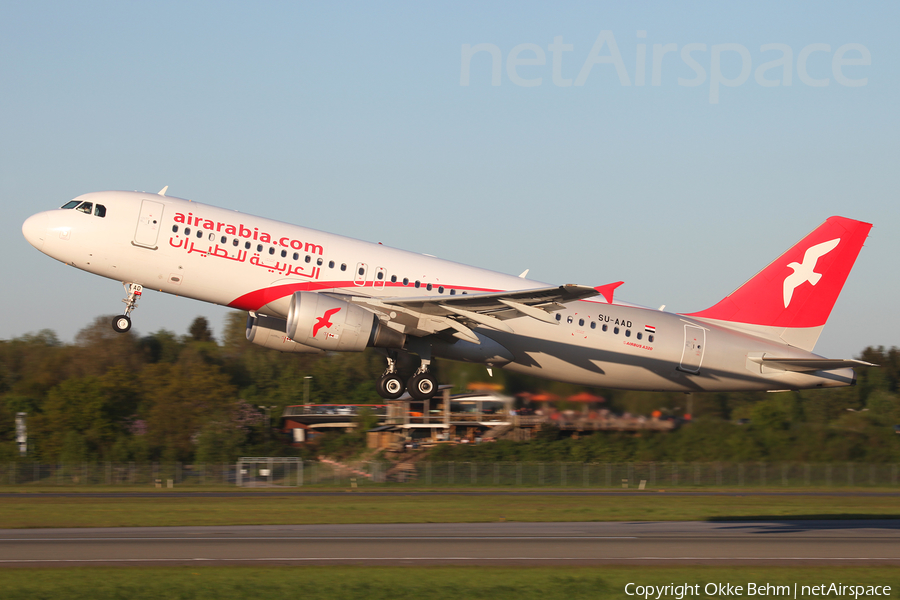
[0,313,897,464]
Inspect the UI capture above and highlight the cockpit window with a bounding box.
[94,204,106,218]
[61,200,81,209]
[76,202,93,214]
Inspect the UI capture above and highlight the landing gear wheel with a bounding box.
[407,371,437,400]
[376,373,406,400]
[112,315,132,333]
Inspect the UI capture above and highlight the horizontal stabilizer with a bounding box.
[750,357,876,373]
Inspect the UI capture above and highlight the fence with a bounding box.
[0,462,898,488]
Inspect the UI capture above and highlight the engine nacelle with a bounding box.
[286,291,405,352]
[246,313,324,354]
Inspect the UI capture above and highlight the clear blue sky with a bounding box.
[2,1,897,358]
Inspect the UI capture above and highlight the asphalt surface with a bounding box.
[0,520,898,566]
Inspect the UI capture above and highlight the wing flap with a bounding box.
[752,357,876,373]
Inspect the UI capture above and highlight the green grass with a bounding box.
[0,491,897,528]
[0,566,897,599]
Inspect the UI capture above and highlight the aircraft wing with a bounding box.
[346,284,599,343]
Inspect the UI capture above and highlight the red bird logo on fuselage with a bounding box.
[312,307,342,337]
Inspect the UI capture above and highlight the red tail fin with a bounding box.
[687,216,871,343]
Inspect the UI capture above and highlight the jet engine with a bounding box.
[286,291,406,352]
[246,313,324,354]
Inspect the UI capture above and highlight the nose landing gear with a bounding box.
[112,283,143,333]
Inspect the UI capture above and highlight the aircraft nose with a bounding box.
[22,212,48,251]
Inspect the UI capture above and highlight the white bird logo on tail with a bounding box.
[782,238,841,308]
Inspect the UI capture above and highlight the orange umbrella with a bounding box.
[566,391,605,403]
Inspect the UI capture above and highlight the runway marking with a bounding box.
[0,536,638,542]
[0,557,898,564]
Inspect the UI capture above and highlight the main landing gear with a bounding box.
[112,283,143,333]
[375,354,438,401]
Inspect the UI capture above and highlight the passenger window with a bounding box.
[403,278,409,285]
[208,233,215,241]
[649,335,654,343]
[185,227,191,235]
[317,258,323,266]
[305,255,311,263]
[625,329,631,337]
[76,202,93,214]
[245,241,251,249]
[415,281,421,288]
[359,267,365,276]
[293,252,299,260]
[61,200,81,209]
[578,319,584,326]
[172,225,179,233]
[614,327,620,335]
[341,263,347,271]
[221,236,227,244]
[257,244,263,252]
[426,283,432,291]
[590,322,596,329]
[94,204,106,217]
[329,261,335,268]
[281,249,287,258]
[602,324,608,332]
[637,332,642,340]
[233,239,239,247]
[438,286,444,293]
[390,275,397,283]
[555,313,561,321]
[450,289,456,295]
[567,316,573,324]
[269,247,275,255]
[377,271,384,280]
[196,230,203,239]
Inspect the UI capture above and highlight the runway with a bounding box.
[0,520,898,566]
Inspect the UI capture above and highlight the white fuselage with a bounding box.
[22,191,854,392]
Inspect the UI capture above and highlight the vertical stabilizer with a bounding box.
[686,216,871,351]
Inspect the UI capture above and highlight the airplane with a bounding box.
[22,189,874,400]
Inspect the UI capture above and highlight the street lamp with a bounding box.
[304,376,312,409]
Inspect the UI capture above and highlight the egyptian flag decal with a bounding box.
[645,325,656,334]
